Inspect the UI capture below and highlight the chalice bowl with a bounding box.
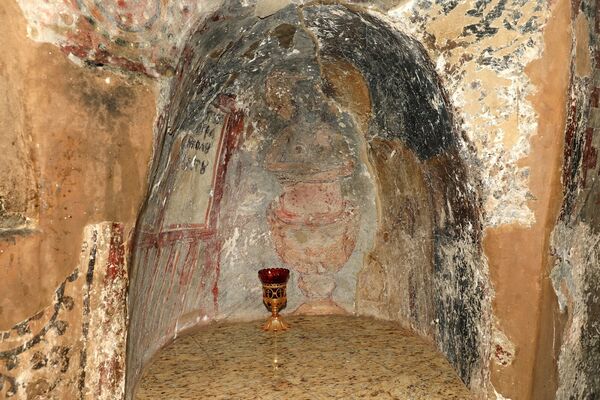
[258,268,290,332]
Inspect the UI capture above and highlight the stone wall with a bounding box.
[393,1,572,398]
[0,223,127,399]
[0,0,155,331]
[125,5,490,398]
[0,1,592,400]
[550,0,600,398]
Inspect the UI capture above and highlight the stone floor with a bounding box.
[135,315,473,399]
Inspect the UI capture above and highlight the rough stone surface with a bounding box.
[550,0,600,398]
[388,2,572,398]
[0,222,127,399]
[552,223,600,400]
[0,0,155,331]
[1,1,589,400]
[126,3,490,398]
[391,0,549,227]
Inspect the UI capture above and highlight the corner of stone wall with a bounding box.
[0,222,127,399]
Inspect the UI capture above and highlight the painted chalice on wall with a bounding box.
[266,119,359,315]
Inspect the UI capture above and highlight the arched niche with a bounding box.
[126,2,491,397]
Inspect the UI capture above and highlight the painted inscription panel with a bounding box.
[162,107,226,230]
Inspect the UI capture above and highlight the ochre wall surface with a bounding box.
[1,0,595,399]
[1,223,128,399]
[483,1,571,398]
[0,0,155,329]
[396,1,573,397]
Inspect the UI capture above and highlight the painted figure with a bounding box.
[265,72,359,314]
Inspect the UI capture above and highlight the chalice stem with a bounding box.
[263,301,289,332]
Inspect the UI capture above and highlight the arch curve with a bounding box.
[126,2,491,397]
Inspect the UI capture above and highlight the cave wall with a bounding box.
[550,0,600,398]
[125,4,489,397]
[1,223,128,399]
[396,1,572,398]
[0,0,155,331]
[0,1,586,400]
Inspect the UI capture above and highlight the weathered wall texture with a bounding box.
[0,223,127,399]
[15,0,218,77]
[393,0,547,227]
[391,1,572,398]
[1,0,592,400]
[0,0,155,330]
[126,3,490,398]
[550,0,600,398]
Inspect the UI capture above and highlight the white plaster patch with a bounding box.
[255,0,291,18]
[388,0,549,227]
[17,0,77,42]
[493,387,513,400]
[15,0,226,77]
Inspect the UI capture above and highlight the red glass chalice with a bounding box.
[258,268,290,331]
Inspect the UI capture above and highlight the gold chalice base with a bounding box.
[262,283,289,332]
[262,315,289,331]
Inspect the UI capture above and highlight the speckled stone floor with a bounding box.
[135,315,473,399]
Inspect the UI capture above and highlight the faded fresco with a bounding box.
[0,223,127,399]
[125,3,489,398]
[15,0,216,77]
[1,0,596,400]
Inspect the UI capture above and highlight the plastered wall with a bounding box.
[0,1,594,399]
[0,0,155,329]
[549,0,600,398]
